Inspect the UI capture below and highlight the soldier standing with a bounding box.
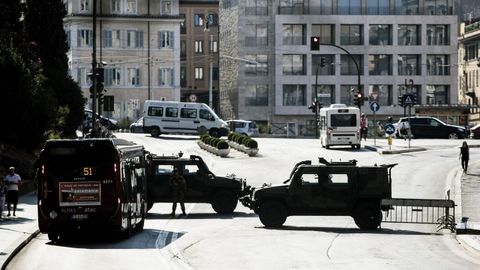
[169,168,187,216]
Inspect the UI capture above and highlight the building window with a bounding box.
[180,67,186,87]
[195,67,204,80]
[195,41,203,54]
[340,85,363,105]
[111,0,121,13]
[158,31,174,48]
[368,85,392,105]
[369,25,392,45]
[180,40,186,59]
[80,0,90,12]
[425,85,449,104]
[398,55,421,75]
[161,0,171,15]
[340,24,363,45]
[127,30,143,48]
[180,14,186,34]
[368,54,392,75]
[207,14,219,27]
[427,55,450,76]
[427,25,449,45]
[398,25,421,45]
[158,68,174,86]
[279,0,305,14]
[283,24,306,45]
[395,0,419,15]
[127,68,140,86]
[312,85,335,106]
[104,30,121,48]
[245,24,268,47]
[104,68,121,86]
[283,54,306,75]
[312,24,335,44]
[125,0,137,14]
[465,43,479,60]
[245,54,268,76]
[425,0,448,15]
[367,0,390,15]
[283,84,306,106]
[312,55,335,75]
[340,55,363,75]
[398,84,421,104]
[245,84,268,106]
[194,14,204,27]
[77,29,93,47]
[77,67,88,86]
[338,0,361,15]
[209,40,218,53]
[245,0,268,16]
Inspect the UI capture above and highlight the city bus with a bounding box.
[37,138,147,242]
[319,104,361,149]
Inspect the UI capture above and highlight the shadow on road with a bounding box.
[147,211,257,220]
[257,225,440,236]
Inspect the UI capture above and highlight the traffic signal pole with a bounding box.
[314,65,319,139]
[91,0,98,137]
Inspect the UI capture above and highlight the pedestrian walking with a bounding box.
[0,178,7,219]
[360,113,368,141]
[169,168,186,216]
[4,167,21,217]
[460,141,470,173]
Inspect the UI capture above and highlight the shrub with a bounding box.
[227,133,234,141]
[239,135,249,145]
[246,139,258,148]
[200,134,208,142]
[217,140,229,149]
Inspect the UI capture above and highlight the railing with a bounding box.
[277,6,453,16]
[381,198,456,232]
[465,21,480,33]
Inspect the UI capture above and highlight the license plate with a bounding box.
[71,214,88,220]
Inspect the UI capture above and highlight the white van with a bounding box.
[319,104,361,149]
[143,100,229,137]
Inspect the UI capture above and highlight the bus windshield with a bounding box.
[331,114,357,127]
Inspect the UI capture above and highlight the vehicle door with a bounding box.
[427,118,446,138]
[320,168,354,210]
[182,163,207,200]
[288,167,322,214]
[163,107,180,132]
[179,107,199,133]
[148,163,174,201]
[199,108,216,129]
[410,118,428,138]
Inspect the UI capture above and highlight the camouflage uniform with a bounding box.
[169,170,186,216]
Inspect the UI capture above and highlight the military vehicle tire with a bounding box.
[259,200,287,227]
[211,190,238,214]
[354,202,382,230]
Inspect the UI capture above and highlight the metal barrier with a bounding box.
[381,198,456,232]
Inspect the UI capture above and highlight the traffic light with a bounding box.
[353,92,364,107]
[398,95,404,107]
[411,94,417,105]
[320,57,326,67]
[310,36,320,50]
[308,101,317,113]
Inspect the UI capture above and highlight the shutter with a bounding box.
[88,30,93,47]
[137,31,143,48]
[168,31,174,48]
[136,68,140,85]
[127,31,131,47]
[77,68,82,85]
[158,68,163,86]
[170,68,174,86]
[158,32,163,48]
[77,30,81,47]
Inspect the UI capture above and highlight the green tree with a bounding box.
[24,0,84,138]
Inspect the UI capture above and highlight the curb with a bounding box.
[456,235,480,257]
[364,145,426,154]
[0,228,40,270]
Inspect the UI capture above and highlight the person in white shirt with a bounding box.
[4,167,21,217]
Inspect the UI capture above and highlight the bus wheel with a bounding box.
[48,232,59,242]
[211,190,237,214]
[150,127,161,137]
[325,145,330,149]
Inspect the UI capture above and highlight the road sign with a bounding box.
[370,102,380,112]
[384,124,396,135]
[189,94,197,102]
[403,94,414,105]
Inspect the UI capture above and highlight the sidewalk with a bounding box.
[0,193,39,270]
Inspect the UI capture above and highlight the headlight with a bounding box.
[49,211,58,219]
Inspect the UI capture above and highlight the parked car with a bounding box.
[396,116,469,139]
[226,120,259,137]
[83,109,118,132]
[470,123,480,139]
[130,117,145,133]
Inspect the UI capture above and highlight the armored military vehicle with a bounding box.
[240,158,397,230]
[146,154,248,214]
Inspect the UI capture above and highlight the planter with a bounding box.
[228,141,259,157]
[197,141,230,157]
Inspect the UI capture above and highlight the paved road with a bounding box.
[7,134,480,269]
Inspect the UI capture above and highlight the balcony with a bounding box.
[277,6,453,16]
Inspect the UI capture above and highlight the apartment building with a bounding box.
[458,18,480,125]
[179,0,220,111]
[64,0,182,121]
[220,0,461,136]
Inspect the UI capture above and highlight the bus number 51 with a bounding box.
[83,167,93,176]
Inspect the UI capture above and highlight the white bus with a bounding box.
[143,100,229,137]
[319,104,361,149]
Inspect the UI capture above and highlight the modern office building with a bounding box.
[220,0,461,136]
[179,0,220,111]
[64,0,182,121]
[458,17,480,125]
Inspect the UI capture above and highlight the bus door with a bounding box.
[163,106,180,132]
